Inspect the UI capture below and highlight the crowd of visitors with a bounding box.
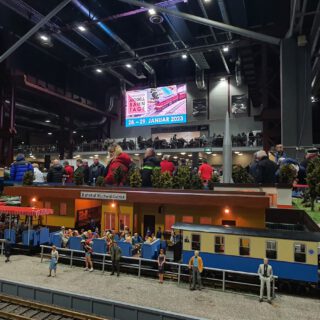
[8,143,319,186]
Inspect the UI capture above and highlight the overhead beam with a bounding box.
[286,0,299,38]
[0,0,72,63]
[117,0,281,45]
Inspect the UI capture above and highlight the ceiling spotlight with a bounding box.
[81,135,84,138]
[181,53,188,59]
[125,64,132,68]
[188,154,192,157]
[212,153,217,156]
[73,131,77,134]
[173,156,178,159]
[134,153,140,156]
[48,132,52,135]
[234,151,240,154]
[204,0,212,3]
[95,68,102,73]
[180,152,186,155]
[148,8,156,15]
[220,77,226,81]
[222,46,229,52]
[40,34,49,42]
[238,153,243,156]
[77,25,86,32]
[45,119,51,123]
[157,153,162,156]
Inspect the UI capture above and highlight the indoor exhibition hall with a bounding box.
[0,0,320,319]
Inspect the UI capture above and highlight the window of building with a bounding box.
[60,203,67,216]
[215,236,225,253]
[182,216,193,223]
[239,238,250,256]
[200,217,212,225]
[294,243,306,263]
[105,212,115,230]
[266,240,277,259]
[191,234,201,251]
[119,214,130,231]
[165,215,175,232]
[44,201,51,209]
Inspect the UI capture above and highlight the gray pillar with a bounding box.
[280,38,313,149]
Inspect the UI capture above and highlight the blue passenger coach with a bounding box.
[173,223,320,284]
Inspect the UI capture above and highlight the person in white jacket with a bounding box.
[32,163,44,183]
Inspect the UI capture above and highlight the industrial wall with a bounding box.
[110,76,262,139]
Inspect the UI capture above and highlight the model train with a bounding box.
[173,222,320,287]
[154,94,179,112]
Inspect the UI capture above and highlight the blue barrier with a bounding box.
[52,233,62,248]
[92,239,106,254]
[4,229,16,244]
[117,241,132,257]
[68,237,83,251]
[141,239,160,260]
[39,228,50,245]
[22,230,35,246]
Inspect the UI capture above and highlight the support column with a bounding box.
[58,115,65,160]
[281,38,313,149]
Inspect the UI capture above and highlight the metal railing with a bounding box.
[40,245,277,298]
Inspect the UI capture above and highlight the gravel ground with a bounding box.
[0,255,319,320]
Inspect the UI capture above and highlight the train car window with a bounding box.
[294,243,306,263]
[215,236,225,253]
[191,234,201,251]
[239,238,250,256]
[222,220,236,226]
[266,240,277,260]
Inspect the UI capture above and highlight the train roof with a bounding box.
[172,223,320,242]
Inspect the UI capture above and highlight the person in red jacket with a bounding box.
[63,161,74,183]
[198,159,213,182]
[105,144,132,185]
[160,155,175,175]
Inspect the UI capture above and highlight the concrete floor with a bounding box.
[0,255,319,320]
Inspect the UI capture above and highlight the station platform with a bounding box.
[0,255,319,320]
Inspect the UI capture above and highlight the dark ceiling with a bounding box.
[0,0,319,143]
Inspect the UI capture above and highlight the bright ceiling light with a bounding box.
[78,25,86,32]
[134,153,140,156]
[204,0,211,3]
[188,154,192,157]
[89,156,93,159]
[73,131,77,134]
[181,53,188,59]
[173,156,178,159]
[95,68,102,73]
[222,46,229,52]
[81,135,84,138]
[234,151,240,154]
[180,152,186,155]
[125,64,132,68]
[220,77,226,81]
[157,153,162,156]
[148,8,156,15]
[45,119,51,123]
[40,35,49,42]
[48,132,52,135]
[238,153,243,156]
[212,153,217,156]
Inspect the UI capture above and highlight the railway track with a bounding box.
[0,295,106,320]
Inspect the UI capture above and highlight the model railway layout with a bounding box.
[0,295,106,320]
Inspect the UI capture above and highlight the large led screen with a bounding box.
[125,84,187,127]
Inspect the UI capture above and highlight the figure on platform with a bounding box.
[4,239,11,263]
[110,241,122,277]
[89,156,105,185]
[158,248,166,284]
[105,144,132,186]
[47,159,66,183]
[160,155,174,176]
[63,161,74,183]
[48,245,59,277]
[82,240,93,272]
[258,258,273,303]
[32,163,44,183]
[10,154,34,182]
[188,250,203,290]
[141,148,160,187]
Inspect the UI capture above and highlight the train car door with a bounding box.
[144,215,155,236]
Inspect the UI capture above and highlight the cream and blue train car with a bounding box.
[173,223,320,284]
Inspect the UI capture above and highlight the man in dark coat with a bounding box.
[255,150,278,184]
[110,242,122,277]
[141,148,160,187]
[47,159,66,183]
[10,154,33,182]
[88,156,105,185]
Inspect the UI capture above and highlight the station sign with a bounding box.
[80,191,127,201]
